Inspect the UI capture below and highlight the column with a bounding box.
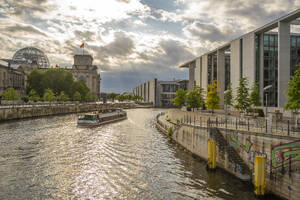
[259,33,264,105]
[188,62,195,91]
[278,21,290,108]
[217,50,225,108]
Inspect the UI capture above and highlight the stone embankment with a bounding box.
[156,109,300,200]
[0,102,140,121]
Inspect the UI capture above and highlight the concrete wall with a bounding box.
[230,39,241,96]
[242,33,256,87]
[195,58,201,87]
[149,78,156,106]
[201,55,208,94]
[163,109,300,200]
[0,103,136,121]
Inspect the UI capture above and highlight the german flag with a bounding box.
[80,43,84,48]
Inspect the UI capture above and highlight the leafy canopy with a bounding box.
[234,77,250,112]
[57,91,70,101]
[249,82,261,107]
[29,89,40,102]
[186,86,205,109]
[284,64,300,112]
[1,88,19,101]
[43,89,56,102]
[173,88,187,107]
[27,68,92,102]
[73,91,81,101]
[205,80,220,110]
[224,83,233,106]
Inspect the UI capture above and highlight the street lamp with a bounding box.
[224,90,229,128]
[263,85,272,119]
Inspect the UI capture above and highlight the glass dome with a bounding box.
[12,47,50,68]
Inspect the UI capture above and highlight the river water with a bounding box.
[0,109,273,199]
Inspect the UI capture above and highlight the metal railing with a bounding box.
[179,115,300,138]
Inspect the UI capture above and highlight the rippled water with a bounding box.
[0,109,269,199]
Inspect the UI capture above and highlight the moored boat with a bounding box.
[77,109,127,127]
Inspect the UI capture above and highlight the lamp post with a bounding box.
[224,90,229,128]
[263,85,272,119]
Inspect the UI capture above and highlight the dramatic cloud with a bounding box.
[1,23,47,36]
[1,0,300,92]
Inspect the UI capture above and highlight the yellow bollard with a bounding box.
[207,140,216,170]
[254,156,266,196]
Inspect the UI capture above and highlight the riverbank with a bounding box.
[155,109,300,200]
[0,102,141,121]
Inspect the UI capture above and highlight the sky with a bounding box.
[0,0,300,93]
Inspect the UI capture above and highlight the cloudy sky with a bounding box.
[0,0,299,93]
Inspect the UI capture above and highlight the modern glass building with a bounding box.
[180,9,300,109]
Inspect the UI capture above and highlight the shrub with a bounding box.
[21,96,29,103]
[254,108,264,117]
[168,127,173,137]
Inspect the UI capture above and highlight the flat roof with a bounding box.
[179,9,300,68]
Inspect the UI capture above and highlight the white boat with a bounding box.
[77,109,127,127]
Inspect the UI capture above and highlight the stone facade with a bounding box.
[67,54,100,98]
[0,61,25,96]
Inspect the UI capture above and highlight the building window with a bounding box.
[240,38,243,78]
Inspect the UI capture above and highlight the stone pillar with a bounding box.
[202,55,208,93]
[278,21,290,108]
[217,50,225,108]
[188,62,195,91]
[259,33,265,106]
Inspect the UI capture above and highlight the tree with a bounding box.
[186,86,205,111]
[108,93,118,102]
[224,83,233,107]
[2,88,19,101]
[21,96,29,103]
[71,81,89,100]
[235,77,250,113]
[205,80,220,113]
[42,68,74,96]
[284,64,300,127]
[26,69,45,96]
[57,91,70,101]
[73,91,81,101]
[29,89,40,102]
[249,82,261,107]
[43,89,56,102]
[173,88,187,107]
[85,92,94,102]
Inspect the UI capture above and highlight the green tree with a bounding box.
[249,82,261,107]
[224,83,233,107]
[85,92,94,102]
[173,88,187,107]
[108,93,118,102]
[27,68,76,97]
[186,86,205,111]
[42,68,74,96]
[235,77,250,113]
[21,96,29,103]
[205,80,220,113]
[29,89,40,102]
[43,89,56,102]
[2,88,19,101]
[71,81,89,100]
[73,91,81,101]
[57,91,70,101]
[284,65,300,127]
[26,69,45,96]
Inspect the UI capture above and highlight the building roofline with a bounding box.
[179,9,300,69]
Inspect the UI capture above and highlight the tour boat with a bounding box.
[77,109,127,127]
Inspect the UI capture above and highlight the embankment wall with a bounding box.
[156,109,300,200]
[0,103,136,121]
